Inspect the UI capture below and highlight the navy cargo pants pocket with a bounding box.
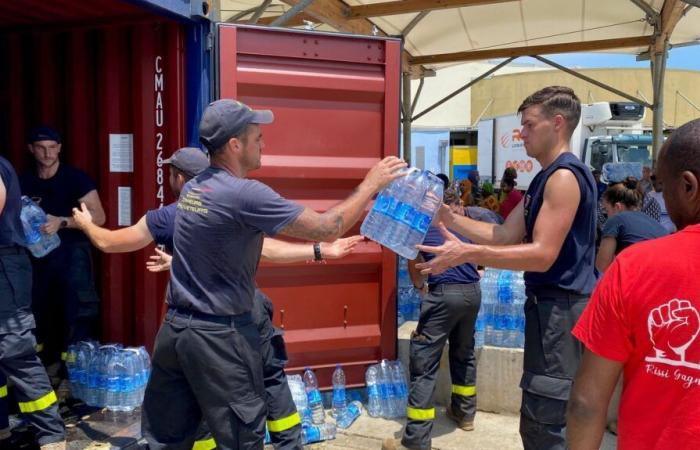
[230,395,266,450]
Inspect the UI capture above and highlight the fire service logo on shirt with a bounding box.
[645,299,700,388]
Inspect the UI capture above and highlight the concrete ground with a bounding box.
[322,409,619,450]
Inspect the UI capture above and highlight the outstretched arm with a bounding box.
[417,169,580,275]
[261,235,363,263]
[73,203,153,253]
[278,157,406,242]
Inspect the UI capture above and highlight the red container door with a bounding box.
[216,25,401,388]
[0,19,186,351]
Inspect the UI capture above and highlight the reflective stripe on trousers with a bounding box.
[18,390,58,414]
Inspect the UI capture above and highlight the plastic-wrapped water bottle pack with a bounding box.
[477,269,526,349]
[65,341,151,412]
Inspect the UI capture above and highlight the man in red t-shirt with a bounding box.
[568,118,700,450]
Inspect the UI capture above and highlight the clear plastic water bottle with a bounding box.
[75,341,96,401]
[336,401,363,429]
[482,269,496,346]
[19,196,60,258]
[86,351,101,407]
[287,374,308,410]
[303,368,325,424]
[398,257,412,287]
[379,359,399,418]
[474,306,485,349]
[105,351,122,411]
[390,361,408,416]
[135,346,151,403]
[331,364,347,419]
[383,169,422,256]
[361,168,407,243]
[124,350,141,411]
[362,169,443,259]
[406,171,444,255]
[365,365,382,417]
[301,422,336,444]
[512,272,526,348]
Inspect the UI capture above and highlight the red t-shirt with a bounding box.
[573,223,700,450]
[499,189,522,219]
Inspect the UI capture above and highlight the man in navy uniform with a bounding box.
[139,99,406,449]
[416,87,597,450]
[20,126,106,369]
[0,154,66,449]
[74,146,361,449]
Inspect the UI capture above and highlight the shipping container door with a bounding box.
[215,24,400,387]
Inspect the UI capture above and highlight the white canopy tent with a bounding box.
[219,0,700,160]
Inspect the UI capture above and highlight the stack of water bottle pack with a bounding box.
[20,196,60,257]
[397,257,421,324]
[365,359,408,419]
[476,269,526,348]
[65,341,151,412]
[361,168,444,260]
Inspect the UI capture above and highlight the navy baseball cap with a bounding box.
[28,126,61,144]
[163,147,210,178]
[198,99,273,152]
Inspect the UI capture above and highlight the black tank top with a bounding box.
[523,152,597,294]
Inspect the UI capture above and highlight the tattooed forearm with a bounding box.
[278,186,372,242]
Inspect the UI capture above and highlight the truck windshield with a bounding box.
[590,141,613,171]
[617,144,652,167]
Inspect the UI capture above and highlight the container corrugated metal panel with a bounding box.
[0,2,197,350]
[217,25,401,388]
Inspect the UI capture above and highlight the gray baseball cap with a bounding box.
[163,147,210,178]
[198,99,274,152]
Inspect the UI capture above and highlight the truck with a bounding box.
[477,101,653,188]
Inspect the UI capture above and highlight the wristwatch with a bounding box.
[313,242,323,262]
[60,218,68,229]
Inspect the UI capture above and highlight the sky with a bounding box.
[518,45,700,71]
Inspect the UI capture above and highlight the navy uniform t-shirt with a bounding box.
[145,202,177,253]
[421,225,480,286]
[168,167,304,316]
[523,152,597,295]
[20,164,96,245]
[0,157,26,247]
[601,210,668,254]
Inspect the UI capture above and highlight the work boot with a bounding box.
[445,405,474,431]
[0,427,10,440]
[381,438,413,450]
[40,440,66,450]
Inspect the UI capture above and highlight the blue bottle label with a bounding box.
[394,202,416,226]
[307,389,322,405]
[412,212,431,234]
[107,377,120,392]
[304,426,321,444]
[332,388,346,404]
[367,385,380,397]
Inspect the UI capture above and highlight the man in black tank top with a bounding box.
[416,86,596,450]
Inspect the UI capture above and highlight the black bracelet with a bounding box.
[313,242,323,261]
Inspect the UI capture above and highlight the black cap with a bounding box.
[162,147,210,178]
[199,99,273,152]
[28,125,61,144]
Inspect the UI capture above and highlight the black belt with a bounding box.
[0,246,26,256]
[166,306,252,326]
[428,282,479,292]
